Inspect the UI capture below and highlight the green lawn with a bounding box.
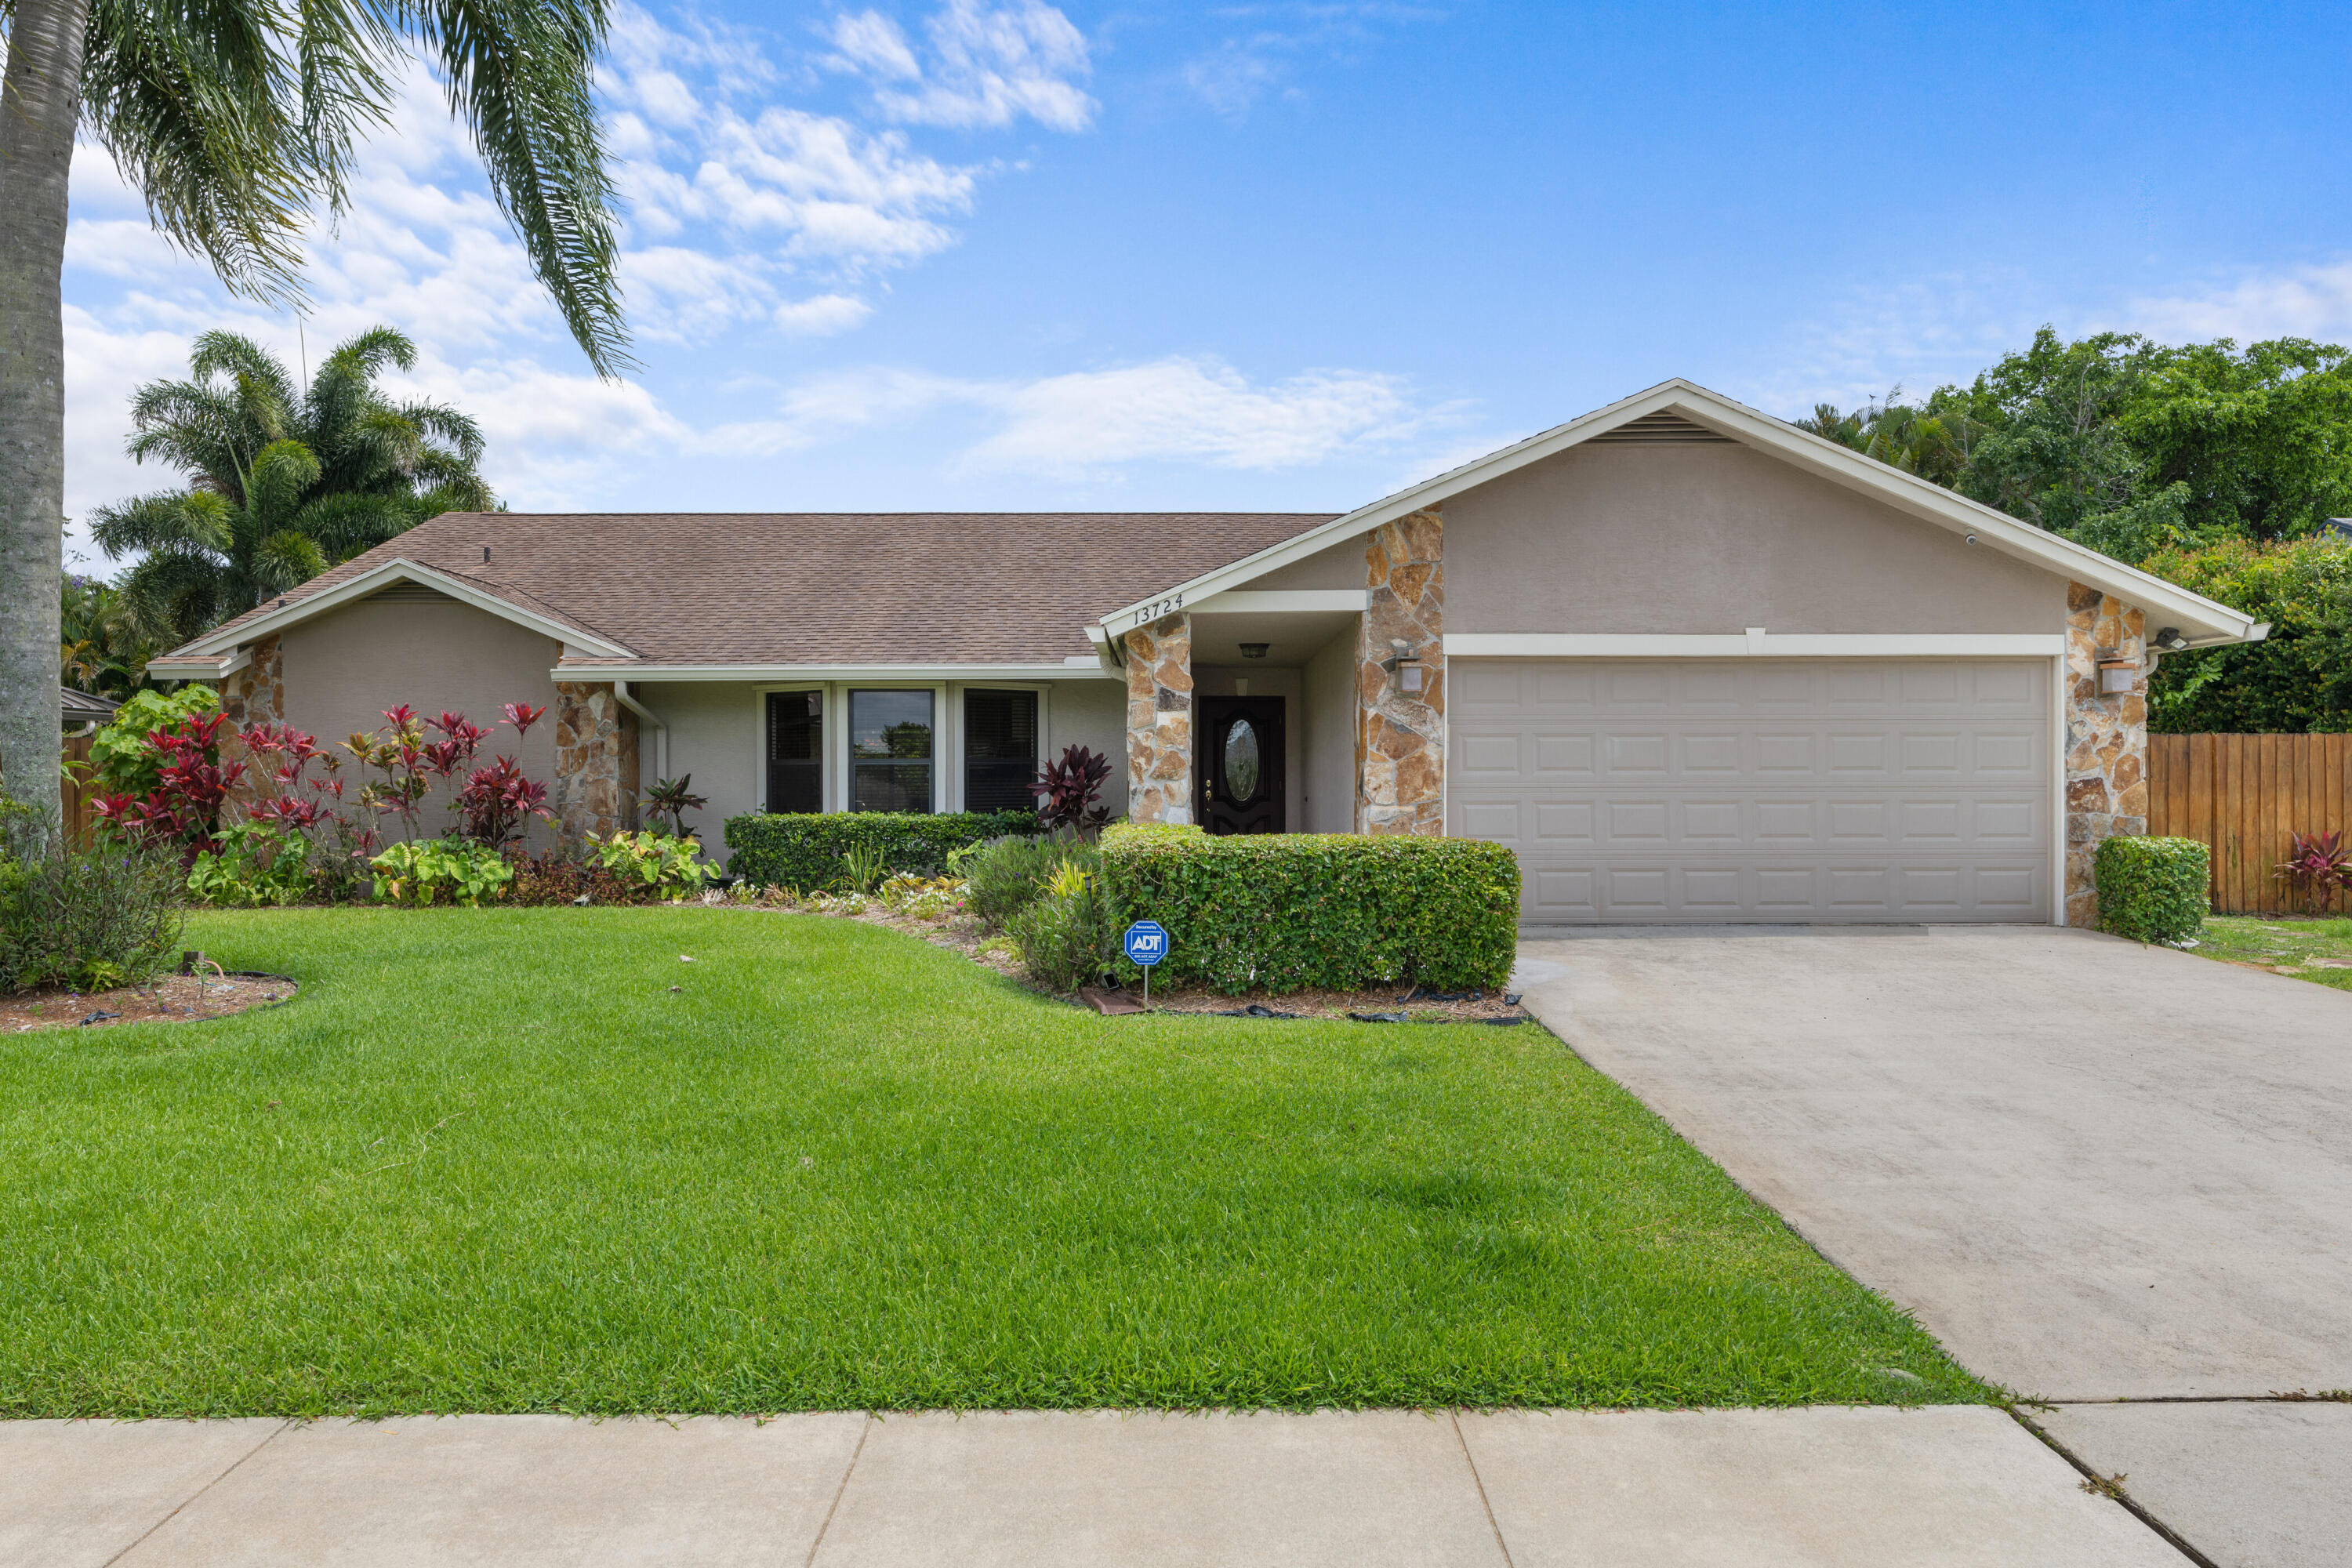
[0,908,1986,1417]
[2187,914,2352,990]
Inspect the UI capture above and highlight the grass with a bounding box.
[0,907,1988,1417]
[2183,913,2352,991]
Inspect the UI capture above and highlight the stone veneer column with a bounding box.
[1356,507,1446,835]
[2063,580,2150,927]
[218,635,284,819]
[1123,614,1194,825]
[554,681,637,839]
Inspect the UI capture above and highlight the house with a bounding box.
[149,379,2264,925]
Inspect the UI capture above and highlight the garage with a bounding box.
[1448,658,2053,923]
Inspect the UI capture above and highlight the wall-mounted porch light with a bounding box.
[1381,638,1427,694]
[2150,626,2189,652]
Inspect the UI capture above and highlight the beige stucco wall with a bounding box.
[1252,542,1371,591]
[1046,676,1128,819]
[1302,627,1358,833]
[1445,442,2065,633]
[279,594,564,845]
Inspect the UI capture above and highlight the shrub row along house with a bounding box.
[151,379,2265,925]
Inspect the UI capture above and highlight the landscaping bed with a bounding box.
[0,906,1987,1417]
[2,967,297,1033]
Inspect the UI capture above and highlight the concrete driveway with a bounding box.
[1512,925,2352,1568]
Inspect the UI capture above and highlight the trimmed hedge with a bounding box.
[2095,834,2210,943]
[1096,823,1520,994]
[723,811,1041,891]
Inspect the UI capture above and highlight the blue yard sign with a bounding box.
[1123,920,1170,1007]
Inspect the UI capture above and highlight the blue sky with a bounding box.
[61,0,2352,568]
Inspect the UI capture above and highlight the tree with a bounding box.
[89,325,495,645]
[59,574,159,700]
[0,0,629,833]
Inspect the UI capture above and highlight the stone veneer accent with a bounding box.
[2063,580,2149,927]
[1124,614,1194,825]
[554,681,637,839]
[218,635,284,818]
[1356,508,1446,835]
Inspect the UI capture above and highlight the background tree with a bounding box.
[0,0,628,833]
[59,575,160,700]
[89,325,495,645]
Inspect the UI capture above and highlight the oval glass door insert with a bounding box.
[1224,718,1261,804]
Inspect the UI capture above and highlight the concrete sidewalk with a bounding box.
[6,1406,2177,1567]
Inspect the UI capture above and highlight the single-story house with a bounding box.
[151,378,2265,925]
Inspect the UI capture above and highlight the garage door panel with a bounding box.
[1449,659,2050,923]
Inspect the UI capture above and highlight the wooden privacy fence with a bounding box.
[2148,733,2352,915]
[61,732,101,848]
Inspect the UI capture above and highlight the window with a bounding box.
[964,689,1039,813]
[850,689,934,813]
[766,691,823,812]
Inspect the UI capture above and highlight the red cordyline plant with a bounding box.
[2274,829,2352,915]
[1033,744,1113,832]
[92,712,244,861]
[342,701,550,846]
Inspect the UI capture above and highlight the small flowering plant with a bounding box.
[2275,829,2352,915]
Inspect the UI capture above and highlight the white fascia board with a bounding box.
[146,647,255,681]
[1094,377,2263,644]
[1444,633,2068,658]
[1190,590,1369,615]
[178,558,636,660]
[549,662,1120,682]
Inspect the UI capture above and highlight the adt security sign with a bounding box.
[1123,920,1170,1007]
[1123,920,1169,966]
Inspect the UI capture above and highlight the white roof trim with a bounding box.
[1096,377,2263,644]
[146,647,255,681]
[549,662,1120,682]
[176,558,636,660]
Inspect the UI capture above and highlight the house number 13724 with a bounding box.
[1131,594,1184,629]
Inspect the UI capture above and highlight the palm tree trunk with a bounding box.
[0,0,91,833]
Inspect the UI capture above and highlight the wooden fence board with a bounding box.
[2149,732,2352,913]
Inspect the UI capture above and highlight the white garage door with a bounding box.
[1448,659,2052,923]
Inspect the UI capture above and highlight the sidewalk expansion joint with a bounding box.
[101,1417,295,1568]
[801,1411,874,1568]
[2004,1407,2220,1568]
[1448,1410,1519,1568]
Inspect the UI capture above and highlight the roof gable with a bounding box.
[1097,378,2263,644]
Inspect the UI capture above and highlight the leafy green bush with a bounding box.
[586,830,717,902]
[370,838,515,906]
[2096,834,2210,943]
[960,834,1066,927]
[2142,537,2352,733]
[187,822,313,907]
[1096,825,1520,995]
[1,800,185,993]
[1006,851,1116,993]
[83,685,221,798]
[722,811,1040,891]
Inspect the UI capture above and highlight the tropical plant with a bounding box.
[341,702,546,844]
[60,575,163,700]
[838,840,887,895]
[187,821,313,908]
[959,834,1065,927]
[89,710,243,861]
[2274,830,2352,915]
[85,685,222,800]
[1,795,186,993]
[644,775,708,838]
[369,837,515,907]
[1005,850,1116,993]
[1033,744,1114,832]
[583,830,717,901]
[89,328,499,647]
[0,0,630,837]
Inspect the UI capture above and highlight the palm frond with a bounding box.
[245,438,324,525]
[292,490,419,560]
[252,528,331,591]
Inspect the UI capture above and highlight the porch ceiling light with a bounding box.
[1241,642,1270,659]
[1381,638,1426,694]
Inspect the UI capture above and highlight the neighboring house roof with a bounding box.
[153,510,1338,677]
[61,687,122,724]
[1098,378,2267,647]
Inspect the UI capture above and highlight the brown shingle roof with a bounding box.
[182,510,1341,666]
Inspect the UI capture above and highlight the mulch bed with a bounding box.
[2,969,299,1034]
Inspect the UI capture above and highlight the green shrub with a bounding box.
[2096,834,2210,943]
[0,800,185,993]
[1096,824,1520,995]
[369,837,515,907]
[722,811,1040,892]
[1006,851,1116,993]
[84,685,221,797]
[960,834,1067,927]
[586,829,717,902]
[187,822,313,907]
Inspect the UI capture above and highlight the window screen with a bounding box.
[766,690,822,812]
[851,689,934,813]
[964,690,1039,812]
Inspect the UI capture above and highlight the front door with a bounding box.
[1197,696,1285,835]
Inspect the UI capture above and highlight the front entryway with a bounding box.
[1197,696,1286,834]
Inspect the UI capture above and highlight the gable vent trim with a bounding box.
[365,582,462,603]
[1587,410,1735,445]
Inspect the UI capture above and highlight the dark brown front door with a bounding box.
[1197,696,1285,835]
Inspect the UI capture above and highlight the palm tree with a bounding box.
[89,325,496,644]
[59,574,160,699]
[0,0,629,831]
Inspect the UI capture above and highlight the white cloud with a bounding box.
[829,1,1095,132]
[2125,260,2352,344]
[1177,4,1443,119]
[773,293,875,334]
